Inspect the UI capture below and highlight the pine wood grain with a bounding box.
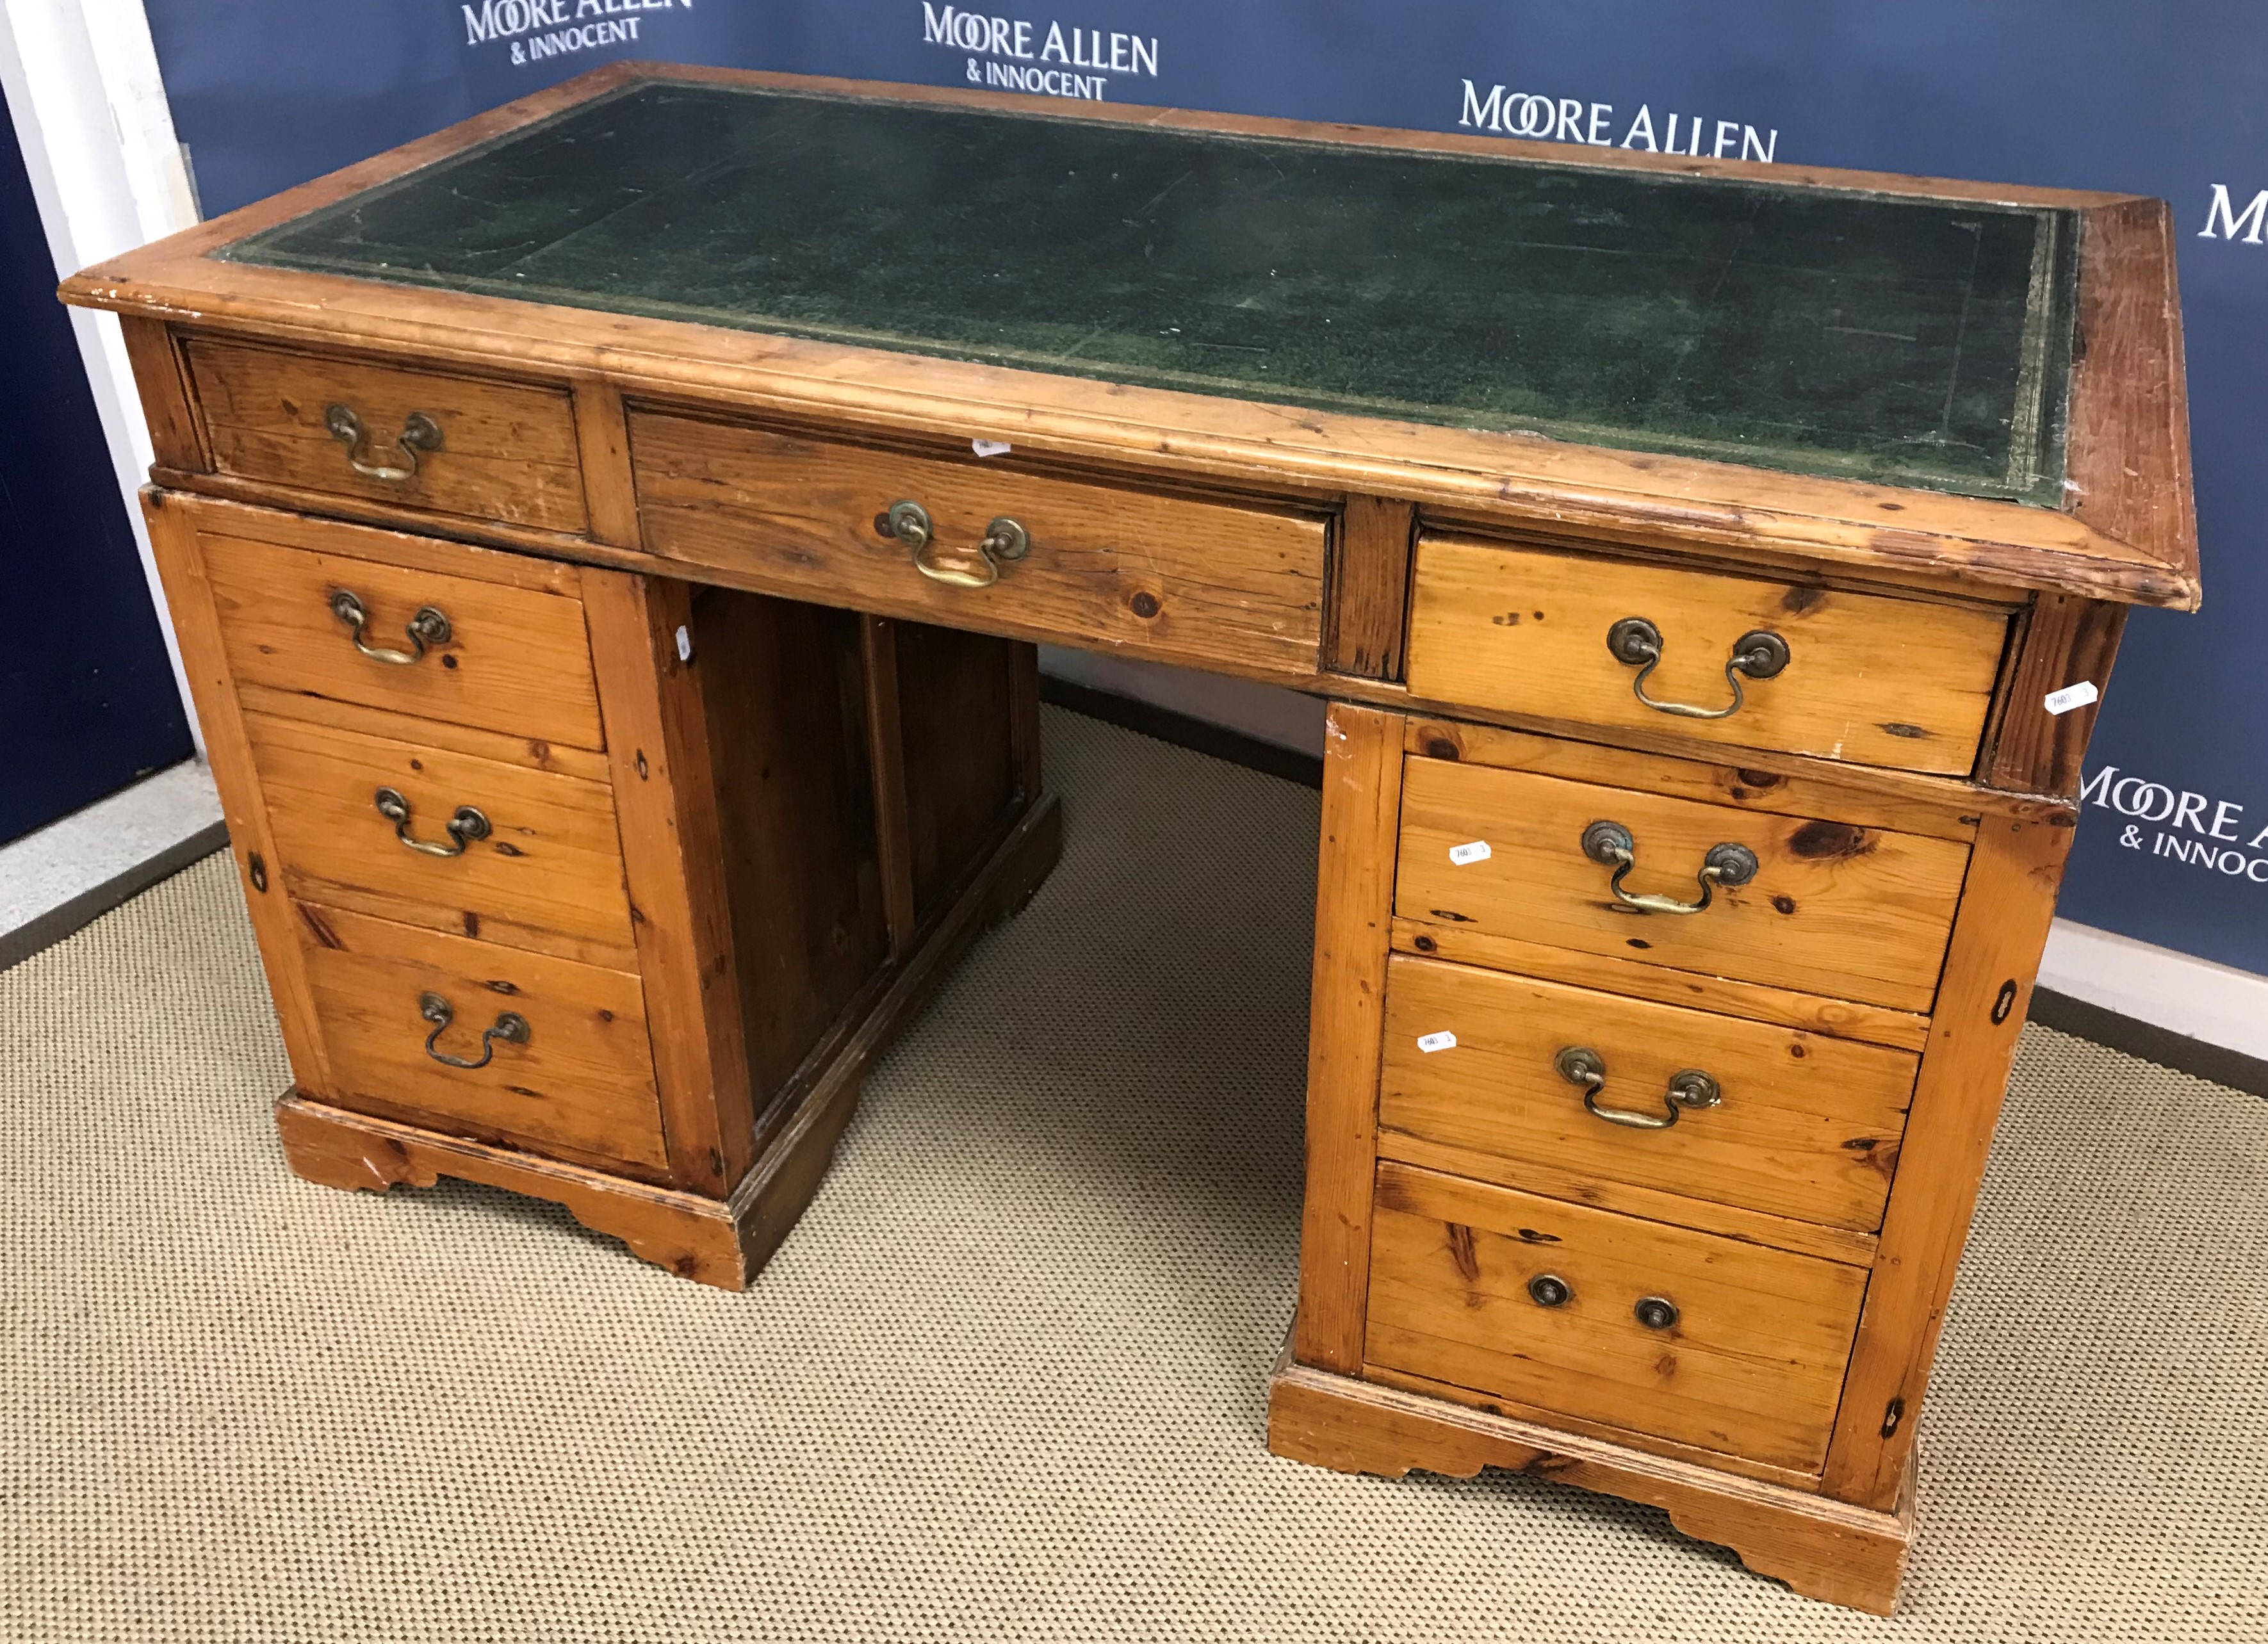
[64,69,2195,609]
[184,336,587,533]
[1378,955,1916,1233]
[139,492,334,1096]
[1371,1131,1880,1268]
[1362,1361,1825,1492]
[582,571,756,1199]
[118,317,205,471]
[242,710,636,969]
[630,412,1328,678]
[1293,703,1405,1373]
[1401,714,1987,842]
[1396,757,1971,1013]
[1984,592,2128,796]
[1268,1349,1913,1615]
[1407,535,2009,774]
[1389,920,1932,1054]
[569,375,642,546]
[2064,197,2199,605]
[1365,1162,1869,1473]
[1820,807,2076,1509]
[233,681,614,783]
[291,900,666,1171]
[141,485,587,592]
[276,1096,749,1284]
[1325,495,1416,679]
[201,528,605,750]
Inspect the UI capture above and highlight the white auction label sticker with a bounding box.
[2044,681,2100,715]
[971,438,1012,457]
[1416,1030,1458,1054]
[1448,840,1492,866]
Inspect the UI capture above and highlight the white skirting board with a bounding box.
[1036,651,2268,1066]
[2038,921,2268,1063]
[0,761,227,970]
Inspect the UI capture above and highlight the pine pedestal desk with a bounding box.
[64,64,2198,1614]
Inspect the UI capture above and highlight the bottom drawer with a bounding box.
[295,902,668,1172]
[1364,1161,1867,1472]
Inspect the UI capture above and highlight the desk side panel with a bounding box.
[1294,702,1406,1373]
[139,491,332,1096]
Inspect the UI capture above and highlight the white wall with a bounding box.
[0,0,201,747]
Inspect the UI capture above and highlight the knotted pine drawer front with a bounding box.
[244,712,636,970]
[182,338,588,533]
[295,903,667,1174]
[629,414,1328,678]
[1396,755,1970,1013]
[1365,1162,1869,1474]
[1379,955,1916,1233]
[1405,535,2008,774]
[201,528,605,750]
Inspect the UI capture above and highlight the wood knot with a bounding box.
[1786,820,1871,860]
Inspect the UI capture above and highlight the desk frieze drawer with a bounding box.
[1405,533,2010,775]
[202,526,607,751]
[244,711,637,970]
[293,902,669,1175]
[1396,753,1970,1014]
[1364,1160,1870,1475]
[181,337,589,535]
[628,412,1328,678]
[1378,954,1916,1234]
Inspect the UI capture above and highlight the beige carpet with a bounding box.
[3,707,2264,1643]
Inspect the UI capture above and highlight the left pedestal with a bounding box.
[147,488,1059,1287]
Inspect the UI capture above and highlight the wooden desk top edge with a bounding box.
[61,61,2199,612]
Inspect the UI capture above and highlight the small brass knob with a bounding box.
[1528,1274,1571,1308]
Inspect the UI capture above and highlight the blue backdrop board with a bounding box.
[138,1,2268,977]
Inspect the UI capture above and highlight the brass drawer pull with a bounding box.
[418,991,530,1070]
[1527,1274,1572,1308]
[883,499,1030,588]
[1606,617,1790,719]
[373,787,491,857]
[1580,820,1758,915]
[1634,1296,1681,1331]
[330,589,451,665]
[1554,1046,1723,1130]
[325,403,443,482]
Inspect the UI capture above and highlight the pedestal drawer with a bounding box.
[245,711,636,969]
[1396,753,1970,1013]
[629,413,1328,678]
[1405,533,2008,774]
[183,337,588,533]
[203,528,605,750]
[295,903,667,1173]
[1378,954,1915,1232]
[1365,1161,1868,1473]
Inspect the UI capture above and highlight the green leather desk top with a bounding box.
[221,79,2080,505]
